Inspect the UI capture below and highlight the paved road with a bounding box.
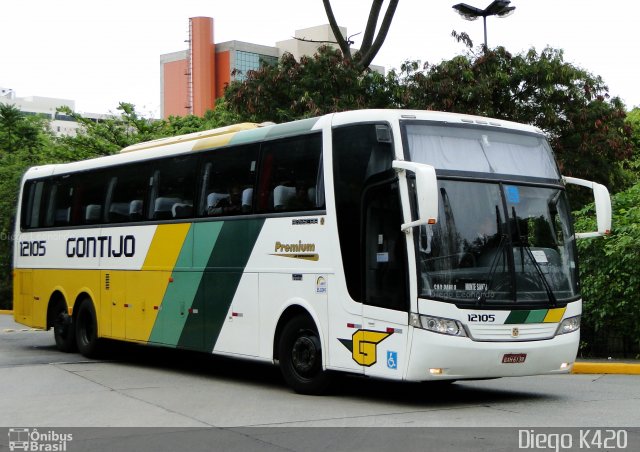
[2,314,639,428]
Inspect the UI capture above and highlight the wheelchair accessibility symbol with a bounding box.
[387,351,398,370]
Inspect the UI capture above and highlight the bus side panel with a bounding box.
[143,224,194,347]
[27,269,100,330]
[125,270,173,343]
[13,269,34,327]
[238,216,333,360]
[211,272,260,357]
[148,219,264,353]
[258,272,329,359]
[198,219,265,353]
[100,270,125,339]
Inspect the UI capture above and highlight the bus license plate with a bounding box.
[502,353,527,364]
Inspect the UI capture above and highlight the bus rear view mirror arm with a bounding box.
[392,160,439,231]
[563,176,612,239]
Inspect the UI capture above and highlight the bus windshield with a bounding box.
[404,123,560,179]
[416,181,579,305]
[403,122,579,306]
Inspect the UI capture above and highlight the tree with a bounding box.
[224,46,393,123]
[624,107,640,179]
[56,102,168,158]
[0,104,55,308]
[322,0,399,70]
[398,45,634,196]
[574,182,640,357]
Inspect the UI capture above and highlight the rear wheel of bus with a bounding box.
[75,299,101,358]
[278,314,332,395]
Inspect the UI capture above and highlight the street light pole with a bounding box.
[452,1,516,49]
[482,15,487,49]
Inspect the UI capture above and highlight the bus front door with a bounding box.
[361,179,410,380]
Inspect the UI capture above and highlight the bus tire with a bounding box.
[75,299,101,358]
[52,302,76,353]
[278,315,332,395]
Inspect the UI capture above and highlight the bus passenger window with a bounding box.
[150,156,197,220]
[21,180,45,229]
[198,144,258,217]
[76,172,108,225]
[257,133,323,213]
[45,177,74,227]
[107,163,151,223]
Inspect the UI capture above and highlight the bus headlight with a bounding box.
[411,313,467,337]
[556,315,580,335]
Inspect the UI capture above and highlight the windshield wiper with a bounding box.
[476,234,508,305]
[511,207,558,307]
[477,206,505,305]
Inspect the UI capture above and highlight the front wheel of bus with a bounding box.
[278,315,332,395]
[75,300,100,358]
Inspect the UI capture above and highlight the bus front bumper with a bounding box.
[405,327,579,381]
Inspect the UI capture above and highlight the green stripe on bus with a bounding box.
[228,127,271,146]
[229,117,319,147]
[177,218,265,351]
[504,310,530,324]
[505,309,551,324]
[525,309,548,323]
[265,117,319,140]
[148,222,222,346]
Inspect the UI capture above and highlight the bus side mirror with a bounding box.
[563,176,612,239]
[392,160,439,231]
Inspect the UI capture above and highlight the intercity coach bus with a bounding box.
[13,109,611,394]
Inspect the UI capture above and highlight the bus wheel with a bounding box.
[278,315,331,395]
[75,300,100,358]
[52,302,76,353]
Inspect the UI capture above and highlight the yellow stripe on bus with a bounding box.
[543,307,566,323]
[142,224,191,271]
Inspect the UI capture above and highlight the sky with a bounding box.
[1,0,638,118]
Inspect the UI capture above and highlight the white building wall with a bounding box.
[0,91,107,137]
[276,24,346,59]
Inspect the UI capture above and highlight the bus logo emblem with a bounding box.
[512,327,519,338]
[338,329,392,367]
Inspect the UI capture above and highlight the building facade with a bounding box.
[160,17,380,119]
[1,88,107,137]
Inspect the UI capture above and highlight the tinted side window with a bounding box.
[21,180,45,229]
[44,176,74,227]
[257,133,324,213]
[150,156,197,220]
[107,163,151,223]
[75,172,108,225]
[199,144,258,217]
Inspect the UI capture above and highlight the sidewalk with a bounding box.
[1,310,638,374]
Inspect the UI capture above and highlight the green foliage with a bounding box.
[574,182,640,354]
[225,45,633,204]
[624,108,640,179]
[164,100,243,135]
[0,101,241,308]
[0,104,55,308]
[224,46,394,123]
[399,47,633,198]
[55,102,168,159]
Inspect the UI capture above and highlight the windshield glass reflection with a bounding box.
[418,180,579,305]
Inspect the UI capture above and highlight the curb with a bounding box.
[572,362,640,375]
[0,310,13,315]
